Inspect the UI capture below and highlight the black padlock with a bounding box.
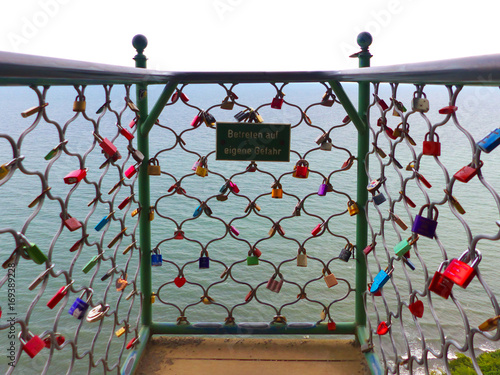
[338,244,353,262]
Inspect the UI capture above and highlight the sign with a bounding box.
[216,122,291,162]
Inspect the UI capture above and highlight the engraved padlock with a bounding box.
[422,132,441,156]
[266,273,284,293]
[412,92,429,113]
[151,248,162,266]
[73,95,86,112]
[147,158,161,175]
[428,262,454,299]
[477,128,500,153]
[412,204,438,239]
[443,249,482,288]
[68,289,93,319]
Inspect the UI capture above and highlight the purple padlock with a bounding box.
[318,181,328,196]
[68,289,93,319]
[412,204,439,238]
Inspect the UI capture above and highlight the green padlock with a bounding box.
[394,235,419,257]
[25,243,48,264]
[247,255,259,266]
[82,254,103,274]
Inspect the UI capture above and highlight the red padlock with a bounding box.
[293,160,309,178]
[118,195,134,210]
[64,168,87,184]
[422,132,441,156]
[439,105,458,114]
[408,297,424,318]
[61,213,82,232]
[19,331,45,358]
[454,160,483,183]
[376,321,390,335]
[443,250,482,288]
[271,96,284,109]
[190,113,203,128]
[400,191,416,208]
[43,333,65,348]
[363,242,376,255]
[93,133,119,159]
[428,262,454,299]
[117,124,134,141]
[47,282,73,309]
[311,223,324,236]
[128,118,137,128]
[377,98,389,111]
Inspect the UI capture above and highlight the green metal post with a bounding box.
[132,34,153,327]
[354,32,372,330]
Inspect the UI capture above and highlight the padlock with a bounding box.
[266,273,284,293]
[220,96,235,110]
[122,241,135,255]
[377,98,389,111]
[428,262,454,299]
[412,204,438,238]
[128,117,137,128]
[400,191,416,208]
[293,160,309,178]
[408,297,424,318]
[311,222,324,236]
[248,109,263,123]
[151,248,162,266]
[73,95,86,112]
[323,268,338,288]
[191,113,203,128]
[117,124,134,141]
[443,249,482,288]
[149,206,155,221]
[372,192,386,205]
[82,254,103,273]
[61,213,82,232]
[477,128,500,153]
[297,251,308,267]
[195,163,208,177]
[321,89,336,106]
[478,315,500,332]
[246,161,258,172]
[43,333,65,349]
[392,124,404,138]
[439,105,458,114]
[318,180,328,196]
[193,204,203,217]
[126,338,139,350]
[68,289,93,319]
[247,254,259,266]
[151,292,156,303]
[373,143,387,158]
[125,164,138,179]
[423,132,441,156]
[100,267,116,281]
[147,158,161,175]
[347,200,359,216]
[271,182,283,198]
[199,255,210,269]
[370,266,394,294]
[203,112,217,127]
[367,178,384,193]
[116,275,129,291]
[229,181,239,194]
[86,304,110,323]
[93,132,119,159]
[377,117,386,127]
[28,264,55,290]
[443,189,465,215]
[412,92,429,113]
[118,195,134,210]
[47,281,73,309]
[230,225,239,236]
[392,99,407,116]
[363,242,376,255]
[21,102,48,118]
[454,160,483,183]
[44,140,67,161]
[174,230,184,239]
[64,168,87,184]
[320,138,333,151]
[19,331,45,358]
[389,211,408,230]
[342,115,350,123]
[338,244,353,262]
[115,326,127,337]
[25,243,48,264]
[28,187,51,208]
[394,235,419,257]
[131,207,140,217]
[126,99,139,113]
[376,322,390,335]
[234,109,249,122]
[271,96,284,109]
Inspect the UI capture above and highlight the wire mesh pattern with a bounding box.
[149,82,360,328]
[0,84,143,374]
[364,82,500,374]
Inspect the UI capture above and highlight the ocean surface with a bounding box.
[1,81,500,374]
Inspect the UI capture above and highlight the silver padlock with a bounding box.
[297,250,307,267]
[412,92,429,113]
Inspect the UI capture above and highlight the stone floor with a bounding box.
[137,336,370,375]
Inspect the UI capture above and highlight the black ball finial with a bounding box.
[357,32,373,50]
[132,34,148,53]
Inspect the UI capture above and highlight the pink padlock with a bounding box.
[125,165,137,179]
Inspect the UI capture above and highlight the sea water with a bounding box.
[1,81,500,374]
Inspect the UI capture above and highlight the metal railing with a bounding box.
[1,32,500,374]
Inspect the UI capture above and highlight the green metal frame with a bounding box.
[123,34,381,375]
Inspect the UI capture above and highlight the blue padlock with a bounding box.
[412,204,438,239]
[151,248,162,266]
[68,289,93,319]
[373,192,386,205]
[402,256,416,271]
[94,211,115,232]
[193,204,203,217]
[219,182,229,194]
[477,128,500,153]
[199,256,210,269]
[370,266,394,294]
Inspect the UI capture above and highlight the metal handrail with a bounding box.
[2,50,500,86]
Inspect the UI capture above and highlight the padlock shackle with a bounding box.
[418,204,439,220]
[424,131,439,142]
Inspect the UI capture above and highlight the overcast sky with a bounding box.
[1,0,499,72]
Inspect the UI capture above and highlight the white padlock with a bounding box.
[412,92,429,113]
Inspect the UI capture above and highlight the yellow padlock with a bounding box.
[73,95,86,112]
[131,208,140,217]
[149,206,154,221]
[0,164,10,180]
[147,158,161,176]
[271,183,283,199]
[347,200,359,216]
[115,326,127,337]
[195,165,207,177]
[151,292,156,303]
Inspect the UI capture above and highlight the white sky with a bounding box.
[0,0,499,72]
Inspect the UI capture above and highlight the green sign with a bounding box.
[216,122,291,162]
